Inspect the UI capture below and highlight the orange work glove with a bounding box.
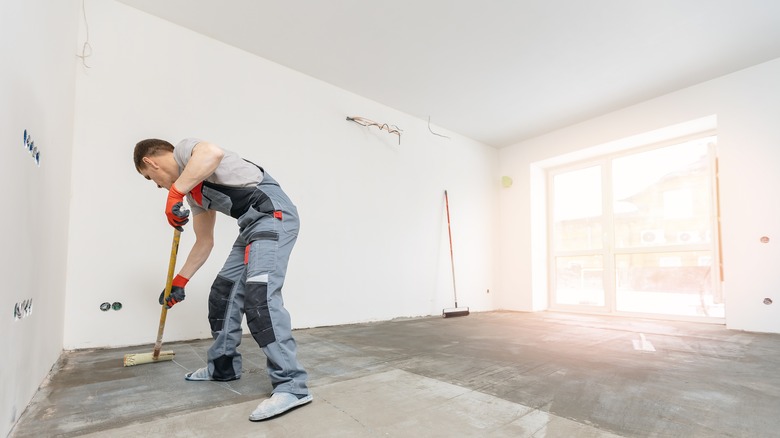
[166,184,190,231]
[159,274,188,309]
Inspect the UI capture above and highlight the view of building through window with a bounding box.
[549,135,723,319]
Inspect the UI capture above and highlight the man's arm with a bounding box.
[174,142,224,193]
[177,210,217,279]
[165,141,223,231]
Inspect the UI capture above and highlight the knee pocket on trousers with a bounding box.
[208,276,234,333]
[247,238,278,274]
[245,281,276,347]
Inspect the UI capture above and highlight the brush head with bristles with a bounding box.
[442,307,470,318]
[123,351,175,367]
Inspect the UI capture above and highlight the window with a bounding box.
[548,135,723,319]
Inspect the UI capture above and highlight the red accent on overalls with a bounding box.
[189,182,204,205]
[274,211,283,220]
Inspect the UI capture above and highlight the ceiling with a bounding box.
[118,0,780,148]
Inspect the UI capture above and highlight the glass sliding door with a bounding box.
[549,135,723,319]
[550,165,607,309]
[612,136,723,317]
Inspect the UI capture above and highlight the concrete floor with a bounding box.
[9,311,780,437]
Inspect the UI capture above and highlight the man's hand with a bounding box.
[166,184,190,231]
[159,274,188,309]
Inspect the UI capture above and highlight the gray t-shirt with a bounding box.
[173,138,263,216]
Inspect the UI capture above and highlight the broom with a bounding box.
[442,190,469,318]
[123,228,180,366]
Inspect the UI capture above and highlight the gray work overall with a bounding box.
[204,171,308,397]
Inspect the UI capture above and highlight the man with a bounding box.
[133,138,311,421]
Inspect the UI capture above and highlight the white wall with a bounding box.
[6,1,778,435]
[498,57,780,333]
[64,0,498,349]
[0,0,79,435]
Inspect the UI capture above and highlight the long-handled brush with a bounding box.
[442,190,469,318]
[123,229,181,366]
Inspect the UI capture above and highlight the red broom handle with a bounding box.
[444,190,458,307]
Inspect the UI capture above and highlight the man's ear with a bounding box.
[142,156,159,169]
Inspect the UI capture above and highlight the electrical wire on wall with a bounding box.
[428,116,450,139]
[346,116,402,145]
[76,0,93,68]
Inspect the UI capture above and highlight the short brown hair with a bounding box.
[134,139,174,172]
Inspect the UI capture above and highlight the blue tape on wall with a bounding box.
[23,129,41,167]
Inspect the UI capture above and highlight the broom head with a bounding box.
[123,350,175,367]
[442,307,470,318]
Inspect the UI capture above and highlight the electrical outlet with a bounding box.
[100,302,123,311]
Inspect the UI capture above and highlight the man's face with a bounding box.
[139,156,175,190]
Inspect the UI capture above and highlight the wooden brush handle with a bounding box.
[153,228,181,360]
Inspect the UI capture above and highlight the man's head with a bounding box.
[134,139,179,189]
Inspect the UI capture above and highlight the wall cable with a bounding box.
[428,116,450,139]
[346,116,402,145]
[76,0,93,68]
